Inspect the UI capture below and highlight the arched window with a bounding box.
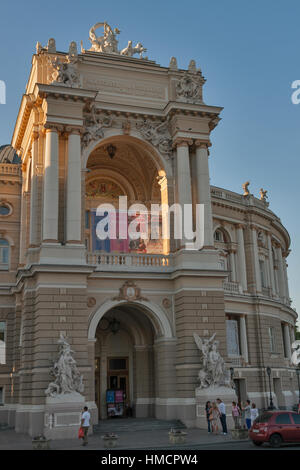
[214,229,224,242]
[0,239,9,270]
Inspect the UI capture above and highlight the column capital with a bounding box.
[172,137,193,149]
[64,125,83,136]
[236,223,245,230]
[194,139,211,149]
[31,130,40,143]
[43,123,64,134]
[249,224,258,231]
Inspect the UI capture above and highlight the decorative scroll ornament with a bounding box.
[45,333,84,397]
[193,332,233,389]
[49,46,81,88]
[82,22,147,59]
[113,281,148,302]
[82,105,114,149]
[176,71,205,104]
[136,120,172,158]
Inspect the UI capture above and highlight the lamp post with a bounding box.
[266,367,275,410]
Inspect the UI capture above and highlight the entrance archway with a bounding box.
[89,300,175,420]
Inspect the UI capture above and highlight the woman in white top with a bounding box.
[250,403,259,425]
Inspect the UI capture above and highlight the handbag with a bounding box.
[78,427,84,439]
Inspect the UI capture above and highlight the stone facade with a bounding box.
[0,26,298,436]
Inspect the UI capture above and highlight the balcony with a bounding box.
[86,251,173,272]
[223,281,242,294]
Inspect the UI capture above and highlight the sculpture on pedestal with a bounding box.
[45,333,84,397]
[193,332,233,389]
[82,22,147,59]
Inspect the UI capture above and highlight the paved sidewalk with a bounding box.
[0,428,245,450]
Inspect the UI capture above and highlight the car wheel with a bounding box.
[252,441,263,446]
[269,433,282,448]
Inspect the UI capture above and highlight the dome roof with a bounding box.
[0,145,21,164]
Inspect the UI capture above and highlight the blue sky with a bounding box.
[0,0,299,320]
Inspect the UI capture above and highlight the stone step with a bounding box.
[93,418,186,434]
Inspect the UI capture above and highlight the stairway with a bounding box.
[93,418,186,434]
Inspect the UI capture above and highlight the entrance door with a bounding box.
[107,357,129,404]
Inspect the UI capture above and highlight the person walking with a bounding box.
[209,402,220,435]
[232,401,241,429]
[205,401,212,433]
[217,398,227,435]
[250,403,259,426]
[80,406,91,446]
[244,400,252,430]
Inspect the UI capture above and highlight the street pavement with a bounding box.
[1,427,300,450]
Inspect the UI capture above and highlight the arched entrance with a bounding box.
[88,300,175,420]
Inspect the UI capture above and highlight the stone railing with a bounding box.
[223,281,241,294]
[87,252,173,272]
[0,163,21,177]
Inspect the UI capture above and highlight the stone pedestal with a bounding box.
[44,392,87,440]
[195,386,237,430]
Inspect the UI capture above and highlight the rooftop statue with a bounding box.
[259,188,268,201]
[81,22,147,59]
[242,181,250,196]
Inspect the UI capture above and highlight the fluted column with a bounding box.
[239,315,249,364]
[236,224,247,291]
[194,140,214,247]
[267,232,276,296]
[276,244,285,301]
[66,129,82,243]
[174,139,193,247]
[29,131,39,246]
[251,225,262,292]
[283,323,291,360]
[43,127,59,242]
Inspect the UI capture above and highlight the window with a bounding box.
[0,322,6,364]
[0,203,11,216]
[0,387,3,405]
[269,327,276,353]
[275,413,292,425]
[0,239,9,270]
[85,210,90,229]
[291,413,300,424]
[259,260,267,288]
[214,230,223,242]
[109,358,127,370]
[226,319,240,356]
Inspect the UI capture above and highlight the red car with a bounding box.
[249,410,300,447]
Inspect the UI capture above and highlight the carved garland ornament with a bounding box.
[136,120,172,158]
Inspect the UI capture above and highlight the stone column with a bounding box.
[29,131,39,246]
[229,249,237,282]
[276,244,285,301]
[174,139,193,248]
[251,225,262,293]
[267,232,276,296]
[66,129,82,243]
[239,315,249,364]
[283,323,291,360]
[43,127,59,242]
[236,224,247,291]
[283,257,290,305]
[194,140,214,248]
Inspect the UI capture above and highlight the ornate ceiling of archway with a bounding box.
[86,140,161,203]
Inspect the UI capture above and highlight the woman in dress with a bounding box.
[232,401,241,429]
[209,402,221,435]
[250,403,259,425]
